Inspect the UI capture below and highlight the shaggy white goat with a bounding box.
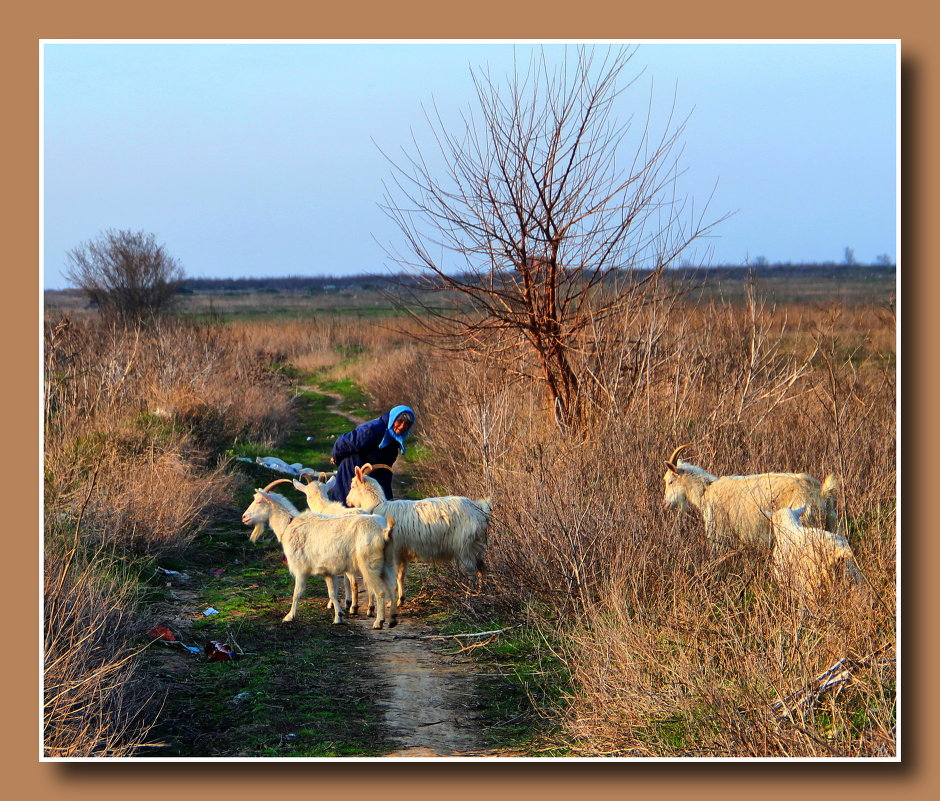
[769,505,863,602]
[345,464,490,605]
[290,474,370,615]
[240,486,398,629]
[662,445,839,548]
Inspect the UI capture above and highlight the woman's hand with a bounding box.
[329,456,335,465]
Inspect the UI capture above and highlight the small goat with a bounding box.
[769,505,863,602]
[345,464,490,605]
[291,473,370,615]
[240,484,398,629]
[662,445,839,548]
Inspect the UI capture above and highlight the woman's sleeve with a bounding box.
[332,419,382,462]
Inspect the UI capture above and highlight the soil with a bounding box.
[137,386,499,758]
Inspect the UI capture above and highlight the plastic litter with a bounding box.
[147,624,176,642]
[203,607,220,616]
[205,641,237,661]
[254,456,305,475]
[229,692,253,706]
[146,624,202,655]
[157,566,190,581]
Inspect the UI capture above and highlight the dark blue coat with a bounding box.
[329,411,401,506]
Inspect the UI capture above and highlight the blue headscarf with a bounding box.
[378,405,415,455]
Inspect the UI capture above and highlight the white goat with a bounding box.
[290,474,370,615]
[240,485,398,629]
[345,464,490,605]
[662,445,839,548]
[769,505,863,602]
[292,473,359,517]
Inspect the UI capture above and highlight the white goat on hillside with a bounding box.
[345,464,490,605]
[662,445,839,548]
[240,482,398,629]
[769,505,863,602]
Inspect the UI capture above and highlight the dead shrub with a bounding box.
[43,522,155,757]
[365,294,896,757]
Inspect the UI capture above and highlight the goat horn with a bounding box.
[668,443,692,464]
[363,463,393,474]
[262,478,294,492]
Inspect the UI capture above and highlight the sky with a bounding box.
[41,41,898,289]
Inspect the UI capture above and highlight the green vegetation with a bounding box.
[138,528,389,757]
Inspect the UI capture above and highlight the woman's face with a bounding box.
[392,415,411,435]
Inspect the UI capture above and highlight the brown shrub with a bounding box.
[364,294,896,757]
[43,313,302,756]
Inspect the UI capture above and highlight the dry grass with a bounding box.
[42,281,895,758]
[42,315,301,756]
[362,290,896,757]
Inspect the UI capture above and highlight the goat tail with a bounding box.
[820,473,841,499]
[381,516,397,592]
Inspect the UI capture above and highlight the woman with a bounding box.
[328,405,415,506]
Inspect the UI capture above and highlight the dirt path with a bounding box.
[298,384,363,426]
[346,613,489,757]
[291,386,492,757]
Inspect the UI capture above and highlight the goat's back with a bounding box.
[281,513,390,577]
[374,495,489,562]
[772,516,860,599]
[705,473,831,547]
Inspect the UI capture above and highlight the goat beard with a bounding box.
[249,524,266,543]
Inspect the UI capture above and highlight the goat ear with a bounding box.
[354,466,362,480]
[665,461,680,475]
[292,479,305,491]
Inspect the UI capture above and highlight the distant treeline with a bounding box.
[180,263,896,294]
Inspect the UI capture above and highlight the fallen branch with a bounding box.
[771,642,895,720]
[391,627,514,642]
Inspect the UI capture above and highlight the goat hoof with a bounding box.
[372,620,384,630]
[282,615,295,623]
[388,617,398,628]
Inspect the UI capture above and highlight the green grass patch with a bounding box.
[427,609,571,754]
[137,526,392,757]
[317,378,374,418]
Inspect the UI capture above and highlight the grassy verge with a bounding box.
[138,508,390,757]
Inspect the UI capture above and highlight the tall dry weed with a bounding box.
[366,291,896,757]
[43,313,304,756]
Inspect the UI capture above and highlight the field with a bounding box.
[42,266,897,758]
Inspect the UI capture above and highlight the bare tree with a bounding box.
[379,46,724,427]
[64,229,185,324]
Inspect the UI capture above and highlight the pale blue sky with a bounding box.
[41,41,898,289]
